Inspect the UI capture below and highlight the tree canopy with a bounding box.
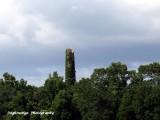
[1,62,160,120]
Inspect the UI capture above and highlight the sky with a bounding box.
[0,0,160,86]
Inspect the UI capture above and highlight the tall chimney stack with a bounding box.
[65,48,76,86]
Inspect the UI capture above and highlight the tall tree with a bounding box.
[50,90,80,120]
[65,48,76,87]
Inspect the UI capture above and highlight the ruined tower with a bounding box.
[65,48,76,86]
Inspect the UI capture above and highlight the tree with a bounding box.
[106,62,129,93]
[50,90,79,120]
[36,72,66,110]
[91,68,108,91]
[7,93,29,120]
[0,73,18,119]
[9,93,28,111]
[118,81,154,120]
[138,62,160,85]
[74,78,113,120]
[44,71,65,99]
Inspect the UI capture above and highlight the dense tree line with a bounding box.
[1,62,160,119]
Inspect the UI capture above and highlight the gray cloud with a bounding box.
[0,0,160,86]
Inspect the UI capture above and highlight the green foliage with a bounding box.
[9,93,28,111]
[118,81,155,120]
[74,78,112,120]
[106,62,129,92]
[44,71,65,99]
[91,68,108,91]
[51,90,80,120]
[1,62,160,120]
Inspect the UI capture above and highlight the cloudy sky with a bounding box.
[0,0,160,86]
